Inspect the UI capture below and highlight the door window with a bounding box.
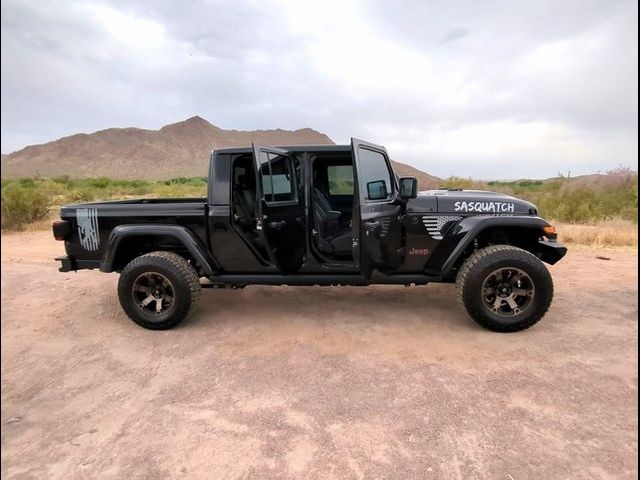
[259,152,296,204]
[357,147,393,201]
[327,165,354,195]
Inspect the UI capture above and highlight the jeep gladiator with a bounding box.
[53,139,567,331]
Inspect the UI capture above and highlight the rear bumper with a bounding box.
[535,240,568,265]
[56,256,75,272]
[55,256,101,272]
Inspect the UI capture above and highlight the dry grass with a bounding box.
[555,220,638,247]
[22,214,60,233]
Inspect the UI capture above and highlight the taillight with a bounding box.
[52,220,71,241]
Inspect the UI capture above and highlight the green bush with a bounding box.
[17,178,37,187]
[86,177,112,189]
[438,177,486,190]
[1,183,51,229]
[69,189,95,202]
[51,175,73,188]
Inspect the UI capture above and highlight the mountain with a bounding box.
[0,116,440,188]
[389,161,440,190]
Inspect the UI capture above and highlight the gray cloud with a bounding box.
[1,0,637,179]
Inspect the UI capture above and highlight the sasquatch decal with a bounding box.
[77,208,99,251]
[454,201,515,213]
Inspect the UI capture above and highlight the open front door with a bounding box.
[252,144,304,273]
[351,138,405,278]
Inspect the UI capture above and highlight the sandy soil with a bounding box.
[1,231,637,479]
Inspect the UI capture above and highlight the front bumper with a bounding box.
[535,240,568,265]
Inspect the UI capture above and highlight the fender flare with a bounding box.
[427,216,556,277]
[99,224,218,275]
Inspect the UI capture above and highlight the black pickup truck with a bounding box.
[53,139,567,332]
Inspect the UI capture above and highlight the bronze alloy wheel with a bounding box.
[132,271,176,315]
[481,267,535,317]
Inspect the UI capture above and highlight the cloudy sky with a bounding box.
[1,0,637,178]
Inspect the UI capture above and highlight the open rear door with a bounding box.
[252,144,304,273]
[351,138,405,278]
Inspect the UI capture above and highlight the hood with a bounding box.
[407,189,538,215]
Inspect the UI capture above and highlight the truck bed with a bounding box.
[59,198,209,268]
[70,197,207,205]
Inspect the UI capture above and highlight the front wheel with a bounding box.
[118,251,201,330]
[456,245,554,332]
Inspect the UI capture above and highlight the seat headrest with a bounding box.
[237,172,252,186]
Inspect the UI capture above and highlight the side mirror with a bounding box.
[366,180,388,200]
[400,177,418,199]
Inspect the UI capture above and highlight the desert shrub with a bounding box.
[51,175,73,188]
[600,165,637,190]
[440,176,489,190]
[161,177,208,186]
[1,183,51,229]
[17,177,37,187]
[129,182,153,196]
[86,177,112,189]
[153,182,207,198]
[518,180,543,188]
[69,189,95,202]
[126,179,150,189]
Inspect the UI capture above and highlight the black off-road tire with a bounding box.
[118,251,201,330]
[456,245,553,332]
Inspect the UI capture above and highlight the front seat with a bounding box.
[233,173,269,256]
[312,188,352,257]
[233,173,256,231]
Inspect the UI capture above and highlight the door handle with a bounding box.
[364,220,381,230]
[364,220,381,237]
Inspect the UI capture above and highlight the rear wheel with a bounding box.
[456,245,553,332]
[118,251,201,330]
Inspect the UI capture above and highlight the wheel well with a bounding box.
[111,235,198,273]
[474,226,542,250]
[453,226,544,272]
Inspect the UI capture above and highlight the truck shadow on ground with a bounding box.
[181,283,479,332]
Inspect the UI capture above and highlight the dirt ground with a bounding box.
[1,231,637,479]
